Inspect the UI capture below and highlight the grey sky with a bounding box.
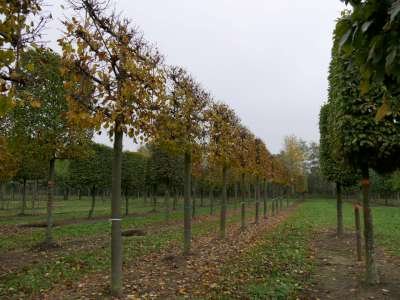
[46,0,346,154]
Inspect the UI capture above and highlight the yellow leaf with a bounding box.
[31,100,42,108]
[375,96,391,122]
[360,80,370,95]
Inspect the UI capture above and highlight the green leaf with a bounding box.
[339,29,352,52]
[385,49,397,73]
[361,20,373,32]
[390,1,400,23]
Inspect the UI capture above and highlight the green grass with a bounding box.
[0,199,266,298]
[4,198,400,299]
[212,199,400,299]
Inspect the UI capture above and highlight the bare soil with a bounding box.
[301,229,400,300]
[45,206,298,299]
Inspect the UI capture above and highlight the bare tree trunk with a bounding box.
[88,186,96,219]
[173,188,178,211]
[200,187,204,207]
[361,165,379,285]
[255,177,260,224]
[125,188,129,217]
[45,158,55,245]
[0,182,4,210]
[272,198,276,216]
[192,182,196,219]
[354,204,362,262]
[21,178,27,215]
[336,182,344,237]
[164,188,170,221]
[234,182,238,209]
[263,179,267,219]
[183,150,192,255]
[111,127,123,296]
[241,173,246,231]
[152,186,157,212]
[209,188,214,216]
[220,164,228,238]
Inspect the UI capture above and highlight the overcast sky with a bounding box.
[46,0,346,154]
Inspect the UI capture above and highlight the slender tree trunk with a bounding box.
[272,198,276,216]
[255,177,260,224]
[220,164,228,238]
[88,186,96,219]
[125,188,129,217]
[173,189,178,211]
[361,165,379,284]
[354,204,362,262]
[111,128,123,297]
[20,178,27,215]
[234,182,238,209]
[78,189,82,200]
[0,182,4,210]
[45,158,56,245]
[152,186,157,212]
[263,180,267,219]
[209,188,214,215]
[241,173,246,230]
[164,188,170,221]
[192,183,196,219]
[336,182,344,237]
[200,187,204,207]
[183,150,192,255]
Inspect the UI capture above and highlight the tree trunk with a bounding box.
[183,150,192,255]
[173,189,178,211]
[361,165,379,284]
[152,186,157,212]
[0,182,4,210]
[200,187,204,207]
[192,184,196,219]
[209,188,214,215]
[354,204,362,262]
[263,180,267,219]
[164,188,170,221]
[45,158,56,245]
[21,178,27,215]
[125,188,129,217]
[272,198,276,216]
[241,173,246,230]
[88,186,96,219]
[234,182,238,209]
[336,182,344,237]
[255,177,260,224]
[220,164,228,238]
[111,127,123,297]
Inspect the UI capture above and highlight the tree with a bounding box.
[0,137,18,209]
[328,17,400,283]
[60,0,164,295]
[122,151,147,216]
[153,66,210,255]
[280,135,306,196]
[5,47,91,245]
[338,1,400,111]
[0,0,48,114]
[207,102,240,238]
[69,143,112,218]
[319,103,357,237]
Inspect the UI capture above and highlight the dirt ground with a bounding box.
[301,230,400,300]
[44,207,298,299]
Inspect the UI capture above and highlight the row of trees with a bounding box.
[321,1,400,285]
[0,0,310,296]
